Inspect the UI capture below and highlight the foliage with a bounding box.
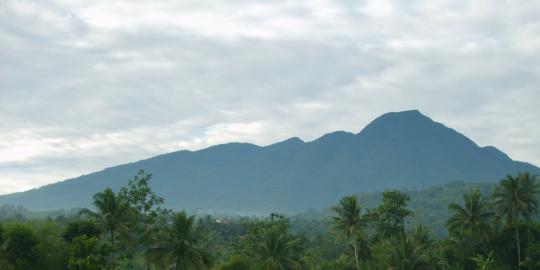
[331,196,367,270]
[80,187,132,269]
[493,173,540,223]
[63,220,102,242]
[118,170,165,215]
[373,190,412,240]
[446,190,494,249]
[4,223,39,270]
[147,211,212,270]
[34,219,70,269]
[67,236,108,270]
[471,251,495,270]
[521,242,540,269]
[245,214,304,270]
[492,172,540,268]
[215,255,253,270]
[387,234,433,270]
[118,170,166,268]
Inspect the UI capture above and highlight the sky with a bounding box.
[0,0,539,195]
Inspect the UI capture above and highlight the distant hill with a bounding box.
[1,110,538,213]
[290,181,498,237]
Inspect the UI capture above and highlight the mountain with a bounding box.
[1,110,538,213]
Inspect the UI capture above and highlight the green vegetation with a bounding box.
[330,196,366,270]
[492,172,540,269]
[0,171,540,270]
[446,190,494,256]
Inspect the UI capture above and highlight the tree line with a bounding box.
[0,170,539,270]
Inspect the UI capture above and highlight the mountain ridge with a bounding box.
[1,110,538,213]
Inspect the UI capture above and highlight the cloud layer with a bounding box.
[1,0,539,194]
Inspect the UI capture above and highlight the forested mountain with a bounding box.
[1,110,538,212]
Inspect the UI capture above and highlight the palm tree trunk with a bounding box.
[144,210,151,270]
[512,199,521,270]
[352,240,360,270]
[111,229,115,270]
[175,257,181,270]
[472,227,477,257]
[515,225,521,269]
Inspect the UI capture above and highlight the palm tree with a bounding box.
[331,195,367,270]
[80,188,131,270]
[389,234,432,270]
[411,225,433,249]
[471,251,495,270]
[147,211,211,270]
[492,172,540,269]
[446,189,494,255]
[253,225,302,270]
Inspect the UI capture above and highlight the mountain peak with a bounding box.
[358,109,434,135]
[390,109,423,115]
[375,109,430,123]
[267,137,304,148]
[315,131,354,141]
[282,137,304,144]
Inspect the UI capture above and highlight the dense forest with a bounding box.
[0,170,539,270]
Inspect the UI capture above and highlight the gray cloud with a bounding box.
[1,0,539,194]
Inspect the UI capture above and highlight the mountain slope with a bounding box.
[1,110,538,213]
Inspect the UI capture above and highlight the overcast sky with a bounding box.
[1,0,539,195]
